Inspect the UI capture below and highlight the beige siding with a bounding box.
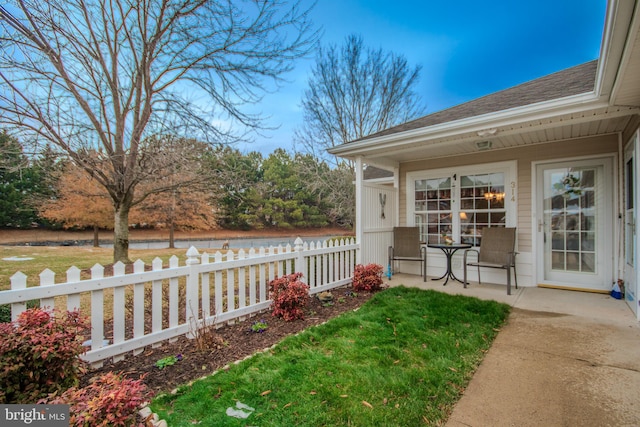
[399,134,619,255]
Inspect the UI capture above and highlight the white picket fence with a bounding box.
[0,237,358,366]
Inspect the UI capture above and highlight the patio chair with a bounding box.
[388,227,427,281]
[463,227,518,295]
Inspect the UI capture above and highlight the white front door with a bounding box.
[536,158,613,291]
[624,138,637,315]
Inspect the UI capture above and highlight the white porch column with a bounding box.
[394,165,400,227]
[355,156,364,265]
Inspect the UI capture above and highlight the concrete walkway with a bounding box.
[387,274,640,427]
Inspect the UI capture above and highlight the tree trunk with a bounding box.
[93,225,100,247]
[169,222,175,249]
[113,205,131,263]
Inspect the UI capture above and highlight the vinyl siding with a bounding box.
[399,133,619,254]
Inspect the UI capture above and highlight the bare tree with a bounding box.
[295,34,424,226]
[295,34,425,167]
[0,0,318,262]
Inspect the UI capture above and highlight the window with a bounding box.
[459,173,506,246]
[408,162,516,246]
[415,177,451,244]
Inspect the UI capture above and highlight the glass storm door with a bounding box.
[537,159,613,290]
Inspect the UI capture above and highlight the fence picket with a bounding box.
[200,253,211,319]
[249,248,257,306]
[225,250,235,313]
[151,258,164,348]
[10,272,27,321]
[38,268,55,310]
[214,251,223,316]
[168,255,179,343]
[112,262,126,362]
[90,263,105,368]
[66,267,81,312]
[238,249,246,309]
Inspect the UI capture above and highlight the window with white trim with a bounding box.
[408,162,516,246]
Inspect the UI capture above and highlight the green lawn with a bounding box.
[0,246,188,290]
[150,286,510,426]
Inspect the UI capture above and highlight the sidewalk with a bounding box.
[387,275,640,426]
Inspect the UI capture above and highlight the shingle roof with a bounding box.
[355,60,598,142]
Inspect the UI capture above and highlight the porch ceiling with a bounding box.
[347,105,640,169]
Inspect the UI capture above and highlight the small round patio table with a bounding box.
[427,243,472,286]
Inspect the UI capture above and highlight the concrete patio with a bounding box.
[386,273,640,426]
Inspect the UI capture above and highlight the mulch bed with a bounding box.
[81,287,376,398]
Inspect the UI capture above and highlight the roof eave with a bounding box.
[328,91,604,158]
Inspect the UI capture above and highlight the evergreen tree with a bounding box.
[0,132,42,227]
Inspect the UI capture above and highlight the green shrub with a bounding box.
[352,263,384,292]
[0,307,88,403]
[269,273,310,321]
[44,371,149,427]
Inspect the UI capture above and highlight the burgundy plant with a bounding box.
[269,273,310,321]
[352,263,384,292]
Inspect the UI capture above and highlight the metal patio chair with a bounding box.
[463,227,518,295]
[388,227,427,281]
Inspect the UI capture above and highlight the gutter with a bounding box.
[328,91,607,156]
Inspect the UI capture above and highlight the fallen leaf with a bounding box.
[362,401,373,409]
[383,398,388,405]
[261,390,271,396]
[310,391,317,395]
[449,367,458,372]
[340,394,348,398]
[283,402,292,409]
[423,415,429,423]
[393,360,400,364]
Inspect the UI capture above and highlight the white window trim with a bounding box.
[406,160,518,240]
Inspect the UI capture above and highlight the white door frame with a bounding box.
[624,131,639,318]
[532,155,616,291]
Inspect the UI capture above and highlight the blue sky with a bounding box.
[242,0,607,154]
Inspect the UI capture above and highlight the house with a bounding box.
[328,0,640,320]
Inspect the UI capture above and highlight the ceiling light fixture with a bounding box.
[475,140,492,150]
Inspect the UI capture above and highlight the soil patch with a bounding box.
[82,288,375,398]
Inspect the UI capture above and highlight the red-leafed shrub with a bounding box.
[352,263,384,292]
[0,307,88,403]
[269,273,310,321]
[44,372,149,427]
